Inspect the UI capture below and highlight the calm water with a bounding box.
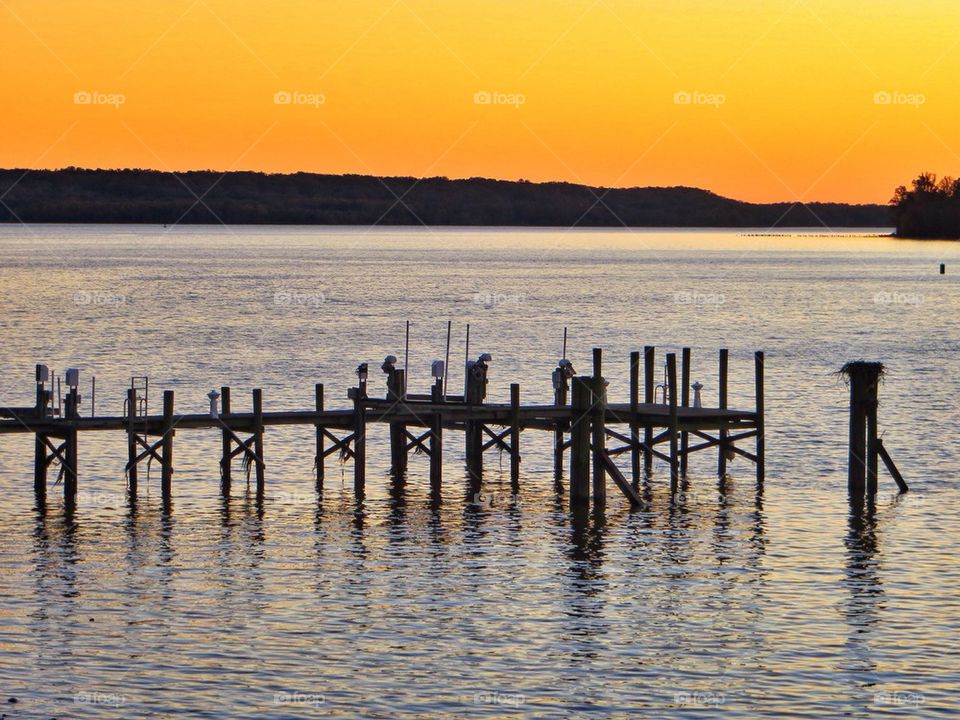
[1,226,958,718]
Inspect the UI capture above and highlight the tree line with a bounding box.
[891,173,960,239]
[0,168,889,228]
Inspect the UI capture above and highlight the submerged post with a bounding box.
[160,390,174,502]
[718,348,729,478]
[643,346,655,477]
[220,386,232,495]
[755,351,765,485]
[63,386,79,503]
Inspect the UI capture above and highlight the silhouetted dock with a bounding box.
[1,345,765,510]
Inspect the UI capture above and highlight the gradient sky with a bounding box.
[1,0,958,203]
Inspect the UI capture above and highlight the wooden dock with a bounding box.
[1,346,765,510]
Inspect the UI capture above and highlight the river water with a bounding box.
[0,226,958,717]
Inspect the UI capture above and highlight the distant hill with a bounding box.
[0,168,890,227]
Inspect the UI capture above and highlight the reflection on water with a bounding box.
[2,227,959,717]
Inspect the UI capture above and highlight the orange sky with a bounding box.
[1,0,958,204]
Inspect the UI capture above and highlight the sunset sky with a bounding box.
[2,0,959,204]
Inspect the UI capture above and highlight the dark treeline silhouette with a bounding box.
[0,168,889,227]
[891,172,960,239]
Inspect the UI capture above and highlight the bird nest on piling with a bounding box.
[837,360,886,384]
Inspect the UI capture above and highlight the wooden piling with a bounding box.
[160,390,174,502]
[126,387,138,495]
[252,388,265,495]
[220,386,232,495]
[388,370,407,476]
[755,351,765,485]
[509,383,521,488]
[590,376,606,504]
[643,345,655,477]
[718,348,729,478]
[629,351,640,487]
[667,353,679,493]
[33,433,46,501]
[877,439,908,494]
[553,366,567,485]
[63,388,79,502]
[430,384,442,495]
[352,389,366,497]
[569,377,591,505]
[843,361,883,498]
[680,347,691,477]
[314,383,324,490]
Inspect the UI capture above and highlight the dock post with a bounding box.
[553,362,569,485]
[590,376,606,504]
[34,376,48,502]
[352,388,366,497]
[510,383,521,490]
[718,349,729,478]
[314,384,324,491]
[430,384,443,496]
[126,388,138,496]
[63,387,79,503]
[388,370,408,476]
[465,371,483,484]
[844,361,882,498]
[220,386,232,495]
[643,346,655,477]
[570,377,591,505]
[629,351,640,488]
[33,433,47,502]
[160,390,174,503]
[667,353,679,494]
[252,389,265,495]
[680,347,691,477]
[755,351,765,485]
